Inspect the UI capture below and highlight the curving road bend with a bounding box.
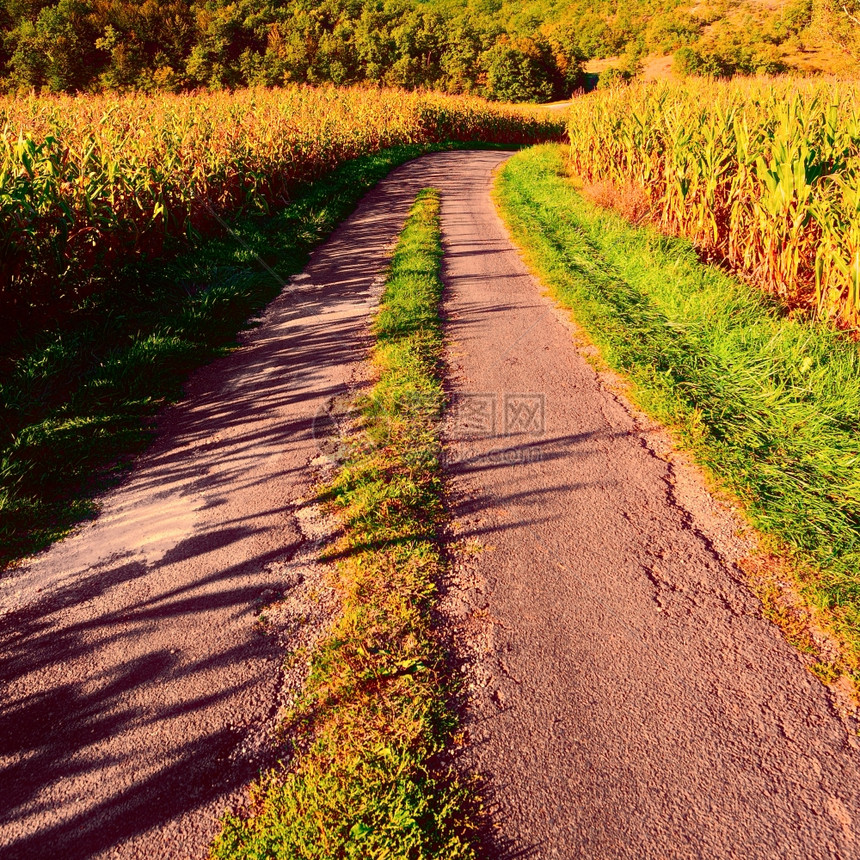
[2,150,859,859]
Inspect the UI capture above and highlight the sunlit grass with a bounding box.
[496,143,860,688]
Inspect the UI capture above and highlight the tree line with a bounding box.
[0,0,857,100]
[0,0,588,100]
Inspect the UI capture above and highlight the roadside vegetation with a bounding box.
[0,89,561,570]
[568,79,860,328]
[0,145,412,567]
[212,188,474,858]
[1,87,560,335]
[495,144,860,691]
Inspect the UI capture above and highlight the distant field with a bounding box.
[585,47,853,81]
[584,55,679,82]
[583,0,859,83]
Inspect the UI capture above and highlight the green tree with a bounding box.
[9,0,102,90]
[482,36,554,101]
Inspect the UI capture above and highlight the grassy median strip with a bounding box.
[211,188,477,859]
[495,144,860,688]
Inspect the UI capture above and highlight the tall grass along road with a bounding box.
[0,153,484,859]
[439,147,860,856]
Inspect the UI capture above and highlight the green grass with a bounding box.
[211,188,478,859]
[0,142,512,571]
[495,143,860,684]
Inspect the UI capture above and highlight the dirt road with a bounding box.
[0,154,458,859]
[3,150,859,859]
[438,152,860,858]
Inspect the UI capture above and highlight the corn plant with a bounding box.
[567,79,860,326]
[0,86,563,332]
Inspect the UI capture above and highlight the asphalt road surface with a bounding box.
[2,150,859,859]
[438,150,860,859]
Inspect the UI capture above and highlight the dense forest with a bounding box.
[0,0,857,100]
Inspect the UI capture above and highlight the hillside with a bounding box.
[0,0,858,100]
[585,0,859,84]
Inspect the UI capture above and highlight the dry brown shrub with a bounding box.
[582,179,651,225]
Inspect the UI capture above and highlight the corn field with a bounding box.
[1,86,562,329]
[567,80,860,326]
